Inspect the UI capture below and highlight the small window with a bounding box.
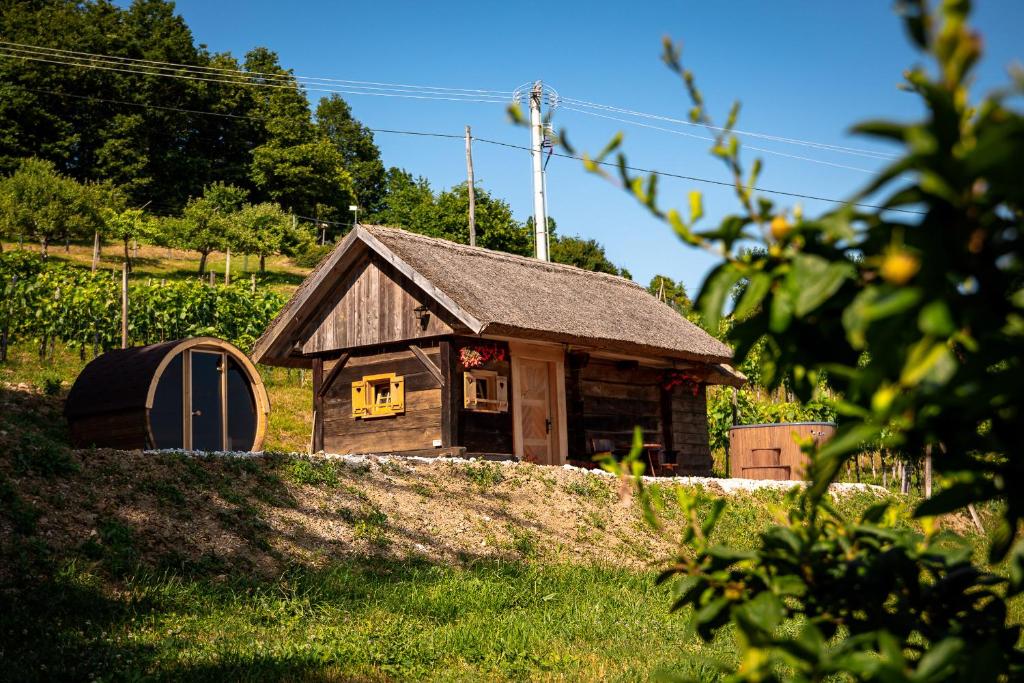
[463,370,508,412]
[352,373,405,419]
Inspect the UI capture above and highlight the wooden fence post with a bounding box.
[923,444,933,498]
[121,261,128,349]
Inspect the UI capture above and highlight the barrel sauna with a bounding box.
[65,337,270,452]
[728,422,836,480]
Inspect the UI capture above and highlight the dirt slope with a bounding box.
[2,435,905,587]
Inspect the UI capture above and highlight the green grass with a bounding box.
[461,462,506,490]
[0,558,734,682]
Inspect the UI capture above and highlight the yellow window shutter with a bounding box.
[463,372,477,409]
[390,376,405,413]
[351,380,367,417]
[496,375,509,412]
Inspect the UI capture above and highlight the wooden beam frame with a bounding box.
[316,352,351,399]
[409,344,444,387]
[439,340,459,448]
[312,358,324,453]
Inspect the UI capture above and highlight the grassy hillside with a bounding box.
[1,445,919,681]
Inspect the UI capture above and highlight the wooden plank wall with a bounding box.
[70,409,148,449]
[564,357,714,475]
[320,347,443,454]
[670,386,713,475]
[569,358,663,455]
[301,254,453,355]
[450,338,514,455]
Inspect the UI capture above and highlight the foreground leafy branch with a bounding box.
[585,1,1023,679]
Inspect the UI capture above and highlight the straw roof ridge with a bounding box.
[360,224,643,288]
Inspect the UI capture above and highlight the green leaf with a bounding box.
[688,191,703,223]
[787,254,855,316]
[701,498,727,538]
[733,271,771,321]
[843,286,923,349]
[914,479,995,517]
[860,502,891,524]
[807,424,882,500]
[912,637,963,682]
[852,120,910,141]
[697,264,742,332]
[918,300,955,336]
[900,338,956,386]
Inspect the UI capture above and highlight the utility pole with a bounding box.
[529,81,549,261]
[465,125,477,247]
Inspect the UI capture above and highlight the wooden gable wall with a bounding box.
[301,253,455,355]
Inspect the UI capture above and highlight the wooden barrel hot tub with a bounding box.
[728,422,836,481]
[65,337,270,452]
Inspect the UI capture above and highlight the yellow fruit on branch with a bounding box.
[881,249,921,285]
[770,215,791,241]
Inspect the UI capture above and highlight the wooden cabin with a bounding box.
[253,225,743,474]
[65,337,270,452]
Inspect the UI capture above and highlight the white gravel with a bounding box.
[142,448,885,495]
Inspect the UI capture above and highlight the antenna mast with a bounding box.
[529,81,549,261]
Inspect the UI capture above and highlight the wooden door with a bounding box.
[189,350,224,451]
[519,358,554,463]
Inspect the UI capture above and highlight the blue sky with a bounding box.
[169,1,1022,294]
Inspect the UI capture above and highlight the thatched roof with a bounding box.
[253,225,735,366]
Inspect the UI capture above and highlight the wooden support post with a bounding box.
[924,444,933,498]
[466,125,476,247]
[311,358,324,453]
[967,504,985,534]
[660,386,674,474]
[439,340,459,448]
[92,230,100,272]
[121,262,128,349]
[1,274,12,362]
[225,247,231,286]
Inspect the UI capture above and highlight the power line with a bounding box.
[1,40,900,168]
[561,105,881,175]
[14,84,922,216]
[560,96,898,161]
[467,136,923,215]
[0,40,515,98]
[0,47,514,104]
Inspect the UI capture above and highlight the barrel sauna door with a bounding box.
[518,358,555,464]
[190,350,224,451]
